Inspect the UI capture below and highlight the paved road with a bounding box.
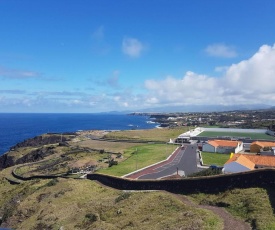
[138,144,198,179]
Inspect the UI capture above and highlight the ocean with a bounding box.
[0,113,158,155]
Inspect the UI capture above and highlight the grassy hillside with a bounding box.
[0,176,222,229]
[1,128,275,229]
[190,187,275,230]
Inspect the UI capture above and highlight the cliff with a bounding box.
[0,134,73,170]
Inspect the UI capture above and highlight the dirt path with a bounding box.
[171,193,251,230]
[93,179,251,230]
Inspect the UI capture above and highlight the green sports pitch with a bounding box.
[197,131,275,140]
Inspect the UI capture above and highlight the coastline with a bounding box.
[0,113,159,156]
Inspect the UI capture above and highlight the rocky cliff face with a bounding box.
[10,135,68,150]
[0,134,74,170]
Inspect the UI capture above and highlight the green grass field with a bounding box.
[97,143,178,176]
[198,131,275,140]
[201,152,231,166]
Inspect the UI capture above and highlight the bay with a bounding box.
[0,113,158,155]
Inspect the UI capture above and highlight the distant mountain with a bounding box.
[129,104,271,113]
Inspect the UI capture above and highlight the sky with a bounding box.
[1,0,275,113]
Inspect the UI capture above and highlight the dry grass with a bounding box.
[71,139,144,153]
[0,178,222,229]
[190,187,275,230]
[1,129,274,229]
[103,127,189,142]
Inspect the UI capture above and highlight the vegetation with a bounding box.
[0,177,223,229]
[2,127,275,229]
[97,143,177,176]
[188,168,222,177]
[201,152,230,166]
[190,187,275,230]
[103,127,189,142]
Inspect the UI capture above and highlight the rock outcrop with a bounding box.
[0,134,75,170]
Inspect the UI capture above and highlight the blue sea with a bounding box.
[0,113,158,155]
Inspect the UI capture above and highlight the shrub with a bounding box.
[45,178,58,187]
[115,192,131,203]
[85,213,98,223]
[188,168,222,177]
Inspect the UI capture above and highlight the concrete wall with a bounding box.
[87,169,275,194]
[223,162,251,174]
[216,146,234,154]
[235,142,243,153]
[202,143,215,152]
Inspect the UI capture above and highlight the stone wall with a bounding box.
[87,169,275,194]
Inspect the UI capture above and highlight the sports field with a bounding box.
[198,131,275,140]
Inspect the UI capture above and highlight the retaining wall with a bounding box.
[87,169,275,194]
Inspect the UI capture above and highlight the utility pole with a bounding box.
[135,148,138,170]
[166,143,167,158]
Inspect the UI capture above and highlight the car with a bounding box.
[209,165,218,169]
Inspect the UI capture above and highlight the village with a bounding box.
[175,127,275,175]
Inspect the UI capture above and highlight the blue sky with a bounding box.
[1,0,275,113]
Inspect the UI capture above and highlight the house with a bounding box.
[223,155,255,173]
[250,141,275,153]
[202,140,243,154]
[223,153,275,173]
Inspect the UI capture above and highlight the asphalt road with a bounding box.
[138,144,198,179]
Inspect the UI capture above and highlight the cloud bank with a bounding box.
[1,43,275,112]
[145,43,275,107]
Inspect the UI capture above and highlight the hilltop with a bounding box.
[0,128,275,229]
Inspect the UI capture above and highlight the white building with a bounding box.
[223,155,255,174]
[202,140,243,154]
[223,153,275,174]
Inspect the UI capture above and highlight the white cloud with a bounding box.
[122,37,145,58]
[205,43,237,58]
[145,72,220,105]
[92,26,105,41]
[2,43,275,112]
[0,66,41,79]
[91,25,110,55]
[144,43,275,106]
[215,66,229,72]
[224,44,275,93]
[91,70,121,88]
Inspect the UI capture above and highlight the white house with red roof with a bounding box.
[223,153,275,174]
[202,140,243,154]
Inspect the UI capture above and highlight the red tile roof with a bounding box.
[208,140,242,148]
[225,154,255,170]
[225,153,275,167]
[251,141,275,148]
